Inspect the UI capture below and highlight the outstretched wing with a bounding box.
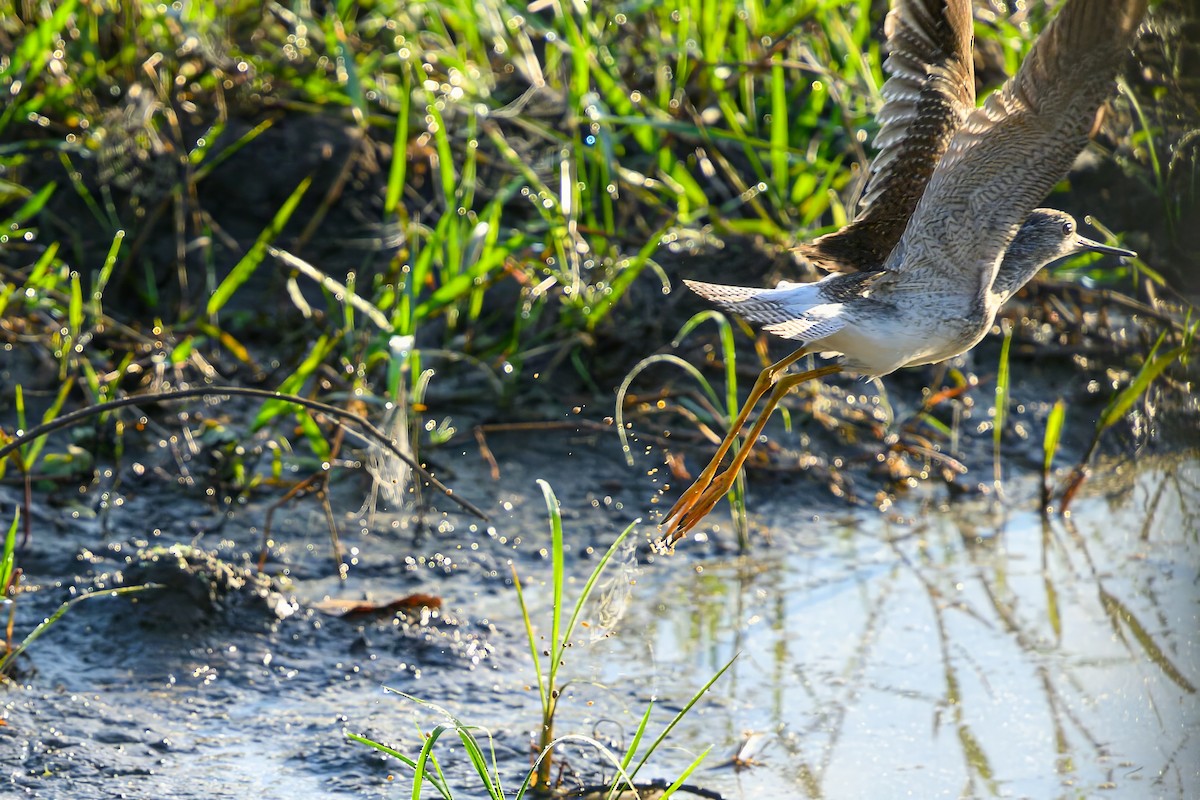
[795,0,975,274]
[890,0,1146,294]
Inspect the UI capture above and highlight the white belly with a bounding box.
[814,309,993,377]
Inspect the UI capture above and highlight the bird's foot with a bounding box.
[659,468,740,544]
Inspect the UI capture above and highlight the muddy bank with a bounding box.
[1,379,1197,797]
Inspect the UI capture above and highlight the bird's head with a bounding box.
[993,209,1136,302]
[1017,209,1134,263]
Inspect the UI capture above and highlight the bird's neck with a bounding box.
[992,261,1047,306]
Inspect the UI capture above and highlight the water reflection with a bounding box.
[603,454,1198,798]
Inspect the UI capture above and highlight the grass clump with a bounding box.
[350,480,729,797]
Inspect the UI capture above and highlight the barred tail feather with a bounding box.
[683,279,848,343]
[685,279,803,326]
[683,279,769,308]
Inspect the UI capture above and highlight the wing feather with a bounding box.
[890,0,1147,294]
[684,274,879,343]
[795,0,975,274]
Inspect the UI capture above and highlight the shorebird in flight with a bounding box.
[661,0,1145,542]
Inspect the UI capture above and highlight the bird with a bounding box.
[660,0,1146,542]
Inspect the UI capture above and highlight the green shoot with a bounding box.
[993,320,1014,491]
[1041,399,1066,512]
[1,584,160,679]
[513,479,638,789]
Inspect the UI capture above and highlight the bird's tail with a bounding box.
[683,278,847,343]
[684,279,800,327]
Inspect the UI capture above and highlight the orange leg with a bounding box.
[661,358,841,542]
[677,347,814,498]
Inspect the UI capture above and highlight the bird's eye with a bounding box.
[1061,220,1074,236]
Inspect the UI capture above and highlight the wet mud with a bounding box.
[1,361,1197,798]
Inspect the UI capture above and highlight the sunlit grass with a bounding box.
[0,0,900,534]
[3,0,1174,460]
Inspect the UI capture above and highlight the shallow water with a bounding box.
[619,454,1199,798]
[1,427,1196,799]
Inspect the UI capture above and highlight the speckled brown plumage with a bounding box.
[699,0,1148,375]
[889,0,1147,300]
[794,0,976,274]
[664,0,1147,541]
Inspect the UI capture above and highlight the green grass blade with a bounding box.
[19,379,72,470]
[0,177,30,204]
[253,334,337,429]
[615,352,723,467]
[385,70,412,217]
[333,20,369,127]
[412,725,453,800]
[537,479,566,696]
[91,229,125,319]
[425,98,457,211]
[451,726,504,800]
[386,691,506,800]
[584,220,673,328]
[993,321,1014,487]
[68,271,84,341]
[0,584,158,676]
[192,119,276,182]
[206,175,312,318]
[344,732,453,799]
[511,564,550,720]
[1042,399,1065,475]
[629,653,737,779]
[1,509,17,591]
[656,746,714,799]
[25,241,61,289]
[1098,333,1185,431]
[770,53,789,203]
[610,703,654,797]
[0,181,56,230]
[668,309,742,417]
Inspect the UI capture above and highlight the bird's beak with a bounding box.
[1076,235,1136,259]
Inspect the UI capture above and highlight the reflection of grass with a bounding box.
[887,489,1198,797]
[349,480,729,796]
